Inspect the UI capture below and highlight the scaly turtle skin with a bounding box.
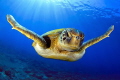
[7,15,114,61]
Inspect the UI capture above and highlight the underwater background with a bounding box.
[0,0,120,80]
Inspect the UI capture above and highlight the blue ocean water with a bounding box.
[0,0,120,80]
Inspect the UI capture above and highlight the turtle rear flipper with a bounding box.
[7,15,47,48]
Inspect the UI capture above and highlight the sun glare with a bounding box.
[10,0,77,24]
[46,0,63,2]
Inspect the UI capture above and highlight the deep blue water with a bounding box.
[0,0,120,80]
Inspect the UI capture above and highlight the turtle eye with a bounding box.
[76,36,80,40]
[79,33,84,39]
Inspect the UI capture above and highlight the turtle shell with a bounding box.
[41,28,65,48]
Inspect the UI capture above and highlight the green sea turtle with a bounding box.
[6,15,114,61]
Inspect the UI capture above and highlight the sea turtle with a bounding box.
[6,15,114,61]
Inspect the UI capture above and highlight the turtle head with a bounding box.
[59,28,84,51]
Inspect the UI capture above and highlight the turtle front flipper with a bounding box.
[78,25,114,52]
[7,15,47,48]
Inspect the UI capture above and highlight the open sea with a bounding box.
[0,0,120,80]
